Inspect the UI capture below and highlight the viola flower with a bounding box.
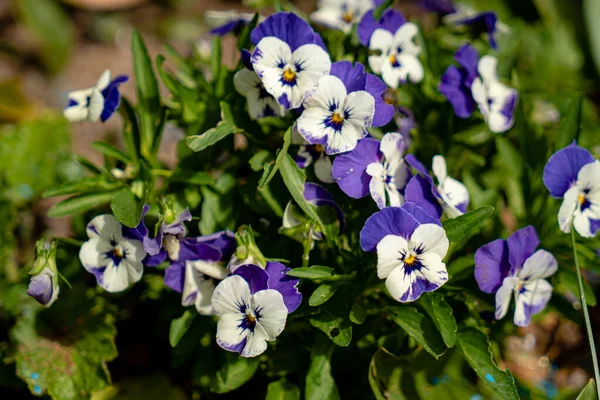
[142,208,193,259]
[212,262,301,357]
[310,0,382,34]
[282,183,345,241]
[333,133,411,209]
[475,226,557,326]
[357,9,424,88]
[294,140,335,183]
[471,55,518,133]
[234,67,285,120]
[296,61,393,154]
[405,155,469,219]
[164,231,236,315]
[443,5,510,50]
[79,214,147,293]
[64,70,128,123]
[27,240,60,307]
[543,144,600,238]
[418,0,456,14]
[205,10,256,36]
[250,12,331,110]
[439,43,479,118]
[360,203,449,302]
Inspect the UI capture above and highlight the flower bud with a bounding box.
[27,239,59,307]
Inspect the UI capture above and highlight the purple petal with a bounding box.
[27,271,54,305]
[303,183,346,233]
[100,75,128,123]
[474,239,510,293]
[456,12,498,50]
[366,74,394,127]
[143,209,192,256]
[178,239,223,263]
[241,49,253,70]
[419,0,456,14]
[405,175,443,219]
[250,12,326,52]
[122,204,149,241]
[333,138,382,199]
[209,19,246,36]
[194,230,236,260]
[357,9,406,46]
[330,61,367,94]
[405,154,428,176]
[165,262,185,293]
[395,107,415,138]
[360,207,420,252]
[220,337,247,353]
[400,275,443,302]
[265,261,302,313]
[507,226,539,274]
[455,44,479,87]
[143,249,167,267]
[401,202,442,226]
[439,65,476,118]
[543,144,594,198]
[234,264,269,294]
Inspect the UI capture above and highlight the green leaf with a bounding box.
[237,13,260,52]
[266,379,301,400]
[118,97,141,164]
[110,188,144,228]
[585,0,600,80]
[199,174,235,235]
[48,193,115,218]
[442,206,494,243]
[576,379,597,400]
[210,352,260,393]
[15,0,74,74]
[369,348,407,400]
[169,310,197,348]
[249,150,274,172]
[43,178,119,198]
[556,93,582,149]
[557,269,597,307]
[419,293,457,348]
[131,30,160,155]
[305,335,340,400]
[279,154,324,232]
[373,0,394,20]
[186,103,239,152]
[286,266,335,280]
[456,328,519,400]
[92,142,132,164]
[349,297,367,325]
[11,285,118,399]
[171,170,215,186]
[495,137,524,179]
[310,303,352,347]
[309,284,338,306]
[259,127,292,188]
[390,307,446,359]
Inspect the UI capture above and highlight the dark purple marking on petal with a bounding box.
[265,261,302,313]
[234,264,270,294]
[474,238,510,293]
[543,144,594,198]
[219,337,247,353]
[399,275,443,302]
[500,91,517,121]
[332,138,382,199]
[100,75,128,123]
[360,207,420,252]
[507,225,539,274]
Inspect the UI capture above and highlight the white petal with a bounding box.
[241,324,269,357]
[252,37,294,106]
[292,44,332,102]
[64,105,88,122]
[123,258,144,286]
[577,160,600,189]
[471,78,488,115]
[393,22,420,56]
[519,249,558,281]
[87,88,104,122]
[380,60,400,88]
[121,238,146,263]
[380,133,406,171]
[558,186,579,234]
[282,201,301,229]
[397,54,424,83]
[234,68,260,96]
[212,275,252,316]
[409,224,449,259]
[376,234,408,279]
[514,279,553,327]
[495,276,518,320]
[252,289,288,339]
[182,264,199,307]
[195,278,216,315]
[296,107,332,143]
[417,252,448,287]
[478,55,499,84]
[310,8,349,33]
[95,70,112,91]
[189,259,228,280]
[439,177,469,216]
[86,214,122,240]
[326,121,363,154]
[369,178,386,209]
[344,90,375,128]
[216,312,248,351]
[369,29,394,61]
[386,184,404,207]
[304,75,347,109]
[368,54,388,75]
[314,155,335,183]
[574,211,595,238]
[432,155,447,185]
[385,264,418,302]
[101,261,133,293]
[79,237,111,271]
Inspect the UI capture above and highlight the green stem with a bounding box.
[571,228,600,397]
[302,223,314,269]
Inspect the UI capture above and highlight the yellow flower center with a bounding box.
[283,68,296,83]
[343,11,354,23]
[331,112,344,125]
[578,193,586,205]
[389,55,397,65]
[404,253,416,265]
[314,144,325,153]
[113,247,124,259]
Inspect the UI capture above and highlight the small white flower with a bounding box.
[296,75,374,154]
[471,56,518,133]
[182,259,229,315]
[212,275,288,357]
[251,37,331,109]
[366,133,411,209]
[495,250,557,327]
[368,23,424,88]
[64,70,111,123]
[234,68,285,119]
[558,160,600,238]
[431,155,469,217]
[311,0,376,34]
[79,214,146,293]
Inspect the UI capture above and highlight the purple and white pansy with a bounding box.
[404,154,469,219]
[439,43,478,119]
[332,133,411,209]
[443,5,509,50]
[543,143,600,238]
[475,226,557,327]
[250,12,331,110]
[310,0,382,34]
[79,214,147,293]
[296,61,392,155]
[361,203,449,302]
[212,262,301,357]
[358,9,424,88]
[471,55,517,133]
[64,70,128,123]
[234,64,285,120]
[164,231,236,315]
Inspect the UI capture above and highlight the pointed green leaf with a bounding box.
[43,179,120,198]
[237,13,260,52]
[442,206,494,243]
[48,193,114,218]
[110,188,144,228]
[556,93,582,150]
[266,379,301,400]
[305,335,340,400]
[309,284,338,306]
[286,266,335,280]
[259,127,292,188]
[419,293,457,348]
[373,0,394,19]
[210,352,260,393]
[186,122,236,152]
[457,328,519,400]
[169,310,196,348]
[576,379,597,400]
[92,142,132,164]
[557,269,597,307]
[390,307,446,359]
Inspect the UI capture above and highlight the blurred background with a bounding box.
[0,0,600,398]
